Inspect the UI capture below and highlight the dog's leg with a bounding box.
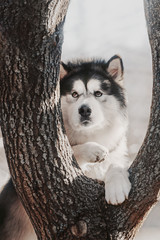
[72,142,109,179]
[104,136,131,205]
[104,165,131,205]
[72,142,108,167]
[0,179,36,240]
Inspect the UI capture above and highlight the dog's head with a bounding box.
[60,55,126,133]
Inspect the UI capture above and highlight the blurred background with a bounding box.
[0,0,160,239]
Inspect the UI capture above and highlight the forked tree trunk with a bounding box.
[0,0,160,239]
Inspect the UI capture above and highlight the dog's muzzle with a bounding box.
[79,104,92,125]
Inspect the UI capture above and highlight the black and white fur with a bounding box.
[60,55,131,204]
[0,55,131,239]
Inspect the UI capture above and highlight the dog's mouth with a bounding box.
[82,120,91,126]
[80,117,92,126]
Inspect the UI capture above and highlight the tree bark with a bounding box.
[0,0,160,239]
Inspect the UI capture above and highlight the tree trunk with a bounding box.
[0,0,160,239]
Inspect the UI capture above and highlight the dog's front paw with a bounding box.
[105,168,131,205]
[85,142,108,163]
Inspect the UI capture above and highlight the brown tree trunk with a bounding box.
[0,0,160,239]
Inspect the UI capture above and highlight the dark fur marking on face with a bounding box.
[101,80,126,107]
[60,58,126,108]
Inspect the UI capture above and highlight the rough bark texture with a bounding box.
[0,0,160,239]
[0,1,107,239]
[104,1,160,238]
[104,1,160,239]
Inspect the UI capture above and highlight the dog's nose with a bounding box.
[79,105,91,117]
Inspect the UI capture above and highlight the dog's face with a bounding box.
[60,55,126,132]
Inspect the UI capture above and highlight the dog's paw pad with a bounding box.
[105,171,131,205]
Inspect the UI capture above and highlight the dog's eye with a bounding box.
[72,91,79,98]
[94,91,103,97]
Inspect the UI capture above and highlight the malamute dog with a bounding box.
[0,55,131,239]
[60,55,131,204]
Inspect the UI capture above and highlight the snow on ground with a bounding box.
[0,0,160,239]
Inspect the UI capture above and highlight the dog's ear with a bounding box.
[60,62,69,80]
[106,55,124,85]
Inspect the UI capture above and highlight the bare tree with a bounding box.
[0,0,160,239]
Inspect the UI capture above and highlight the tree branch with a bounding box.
[105,0,160,238]
[0,0,160,239]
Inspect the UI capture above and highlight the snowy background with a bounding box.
[0,0,160,239]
